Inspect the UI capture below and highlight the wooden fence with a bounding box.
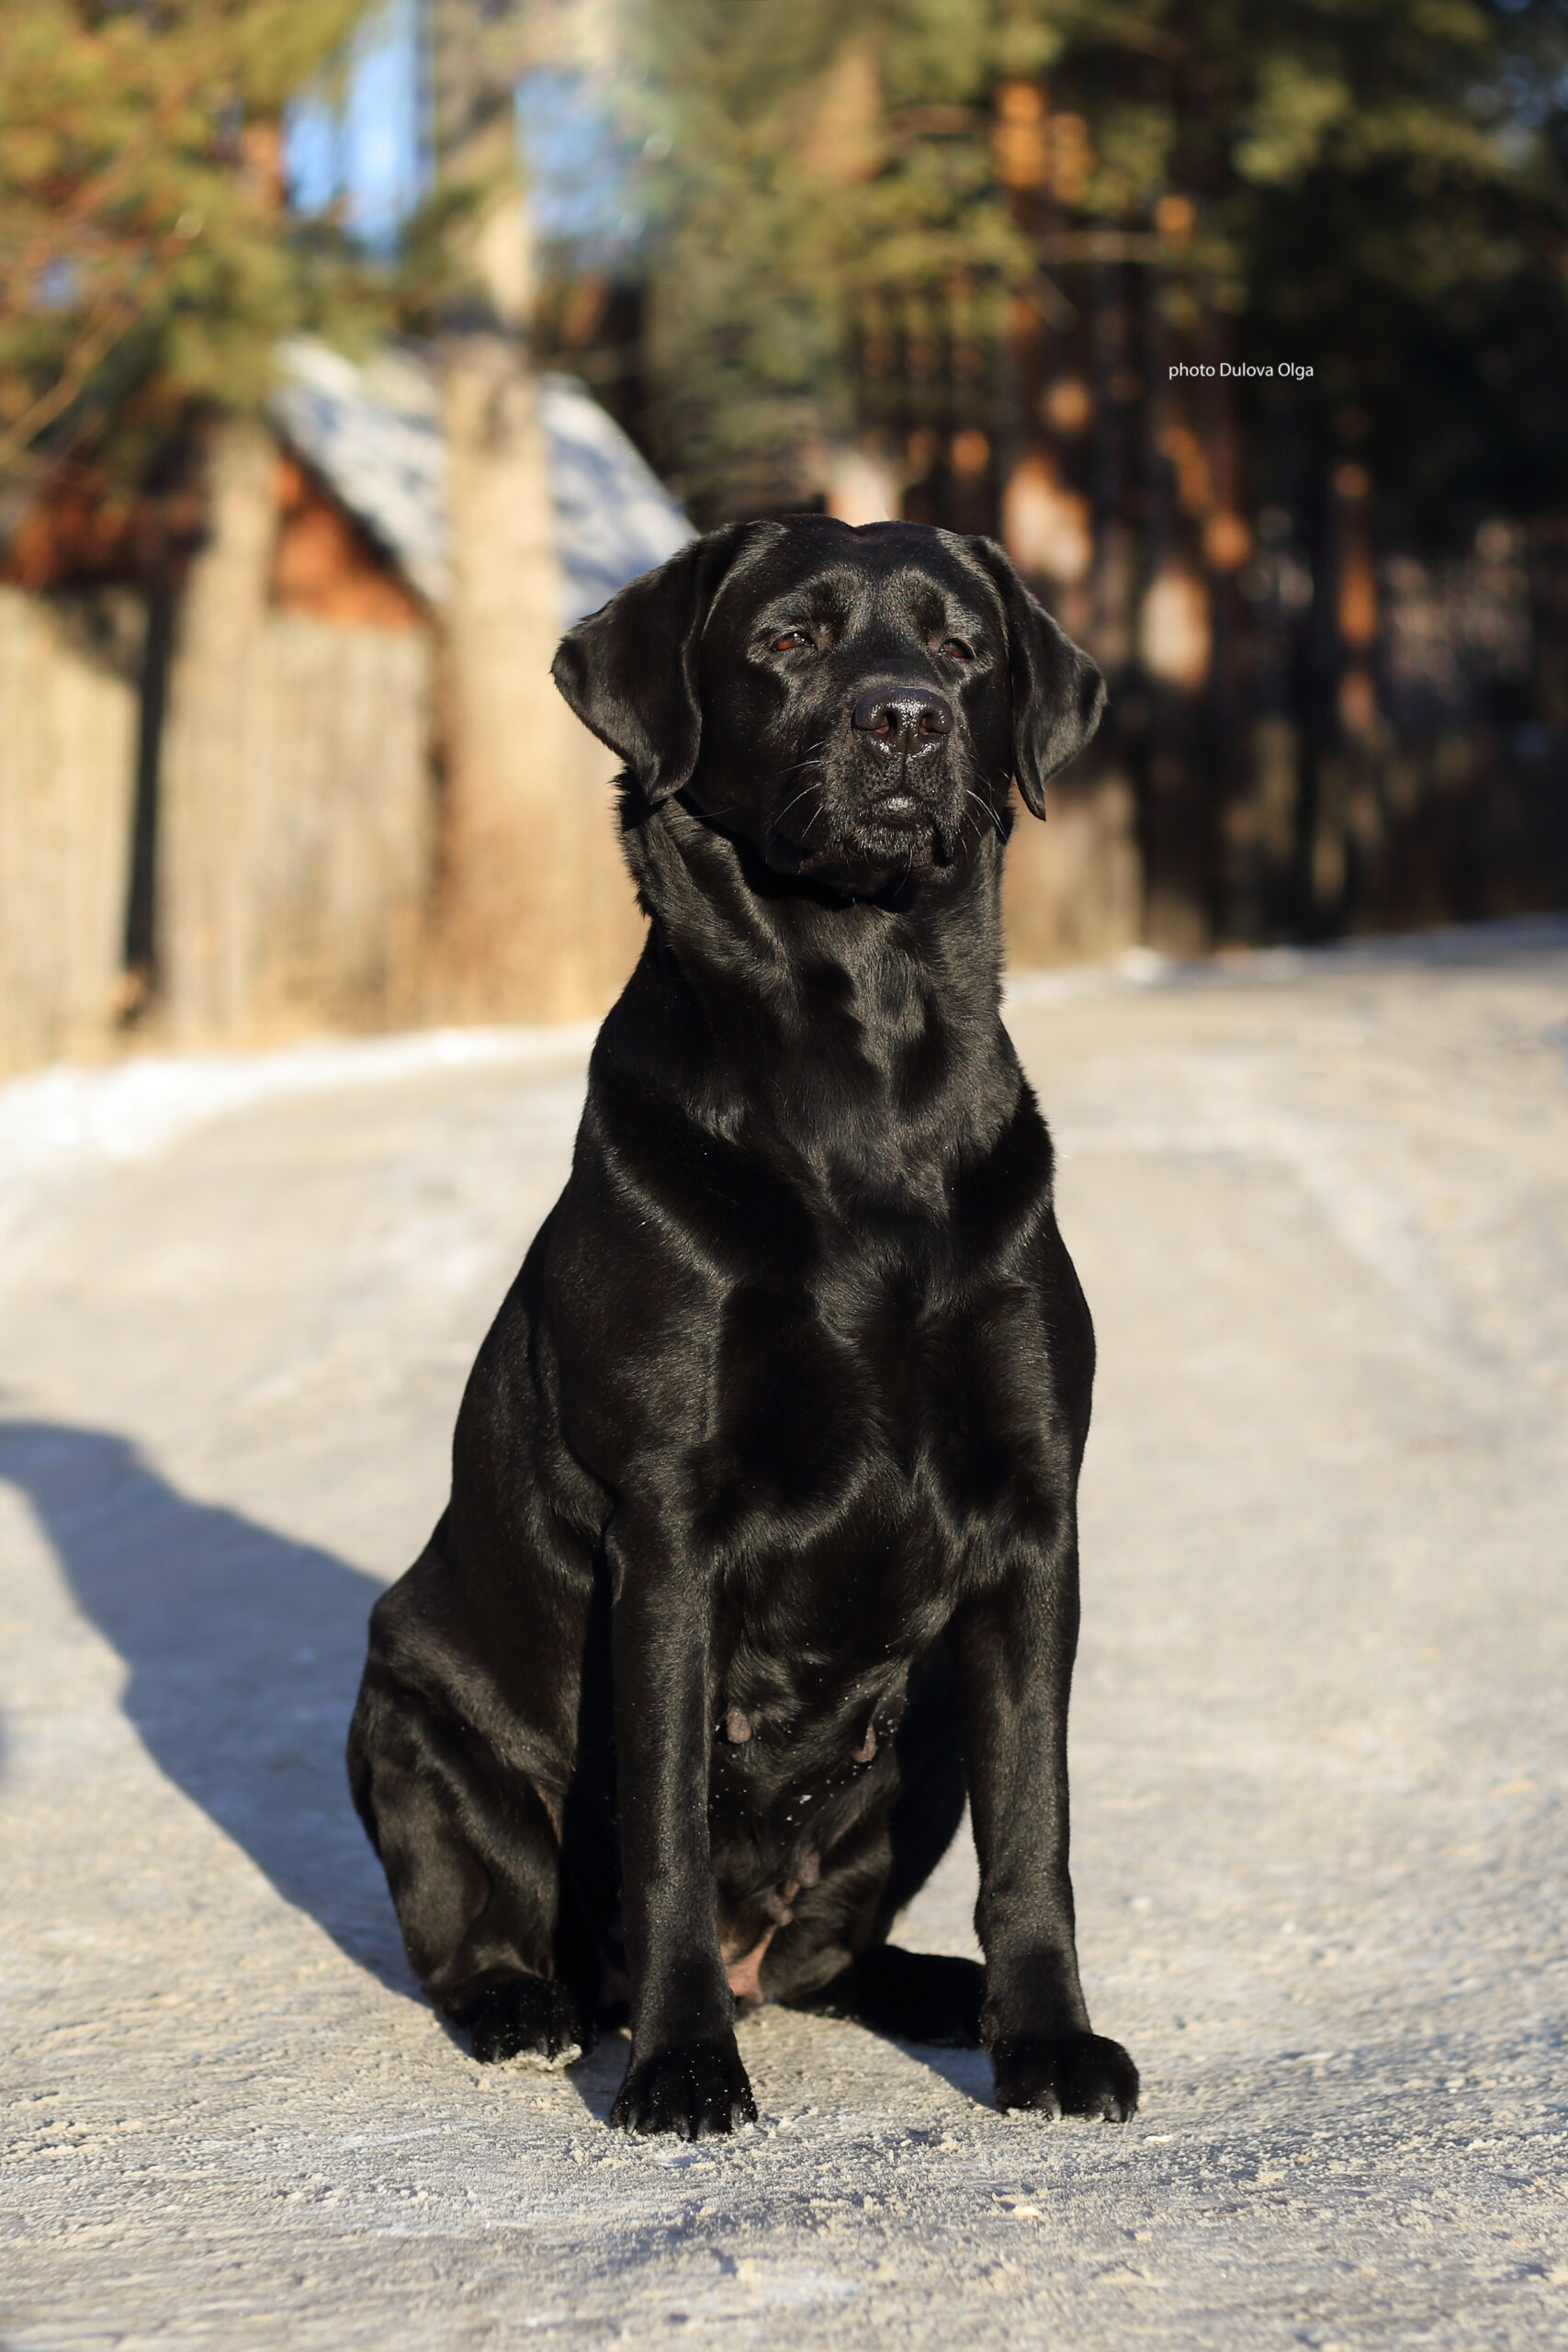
[1,361,1152,1080]
[0,586,141,1069]
[0,383,647,1077]
[155,427,438,1044]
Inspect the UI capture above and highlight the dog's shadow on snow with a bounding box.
[0,1414,998,2118]
[0,1416,416,2003]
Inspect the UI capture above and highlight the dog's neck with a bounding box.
[608,797,1021,1190]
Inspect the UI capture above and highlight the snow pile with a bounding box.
[0,1025,596,1237]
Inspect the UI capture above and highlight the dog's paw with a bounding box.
[609,2035,758,2139]
[451,1976,593,2067]
[991,2031,1139,2121]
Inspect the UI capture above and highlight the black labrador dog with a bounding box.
[348,515,1138,2138]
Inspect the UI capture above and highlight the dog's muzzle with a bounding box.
[761,678,970,880]
[837,679,964,858]
[851,684,953,830]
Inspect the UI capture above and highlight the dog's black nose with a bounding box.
[852,684,953,756]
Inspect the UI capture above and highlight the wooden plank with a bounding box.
[1002,770,1144,970]
[0,586,141,1072]
[241,616,434,1028]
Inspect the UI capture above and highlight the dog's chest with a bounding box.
[699,1261,1060,1566]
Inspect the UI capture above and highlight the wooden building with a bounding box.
[0,342,687,1074]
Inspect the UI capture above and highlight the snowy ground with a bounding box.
[2,922,1566,2351]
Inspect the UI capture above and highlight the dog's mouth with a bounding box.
[767,805,950,886]
[863,786,924,831]
[762,763,972,887]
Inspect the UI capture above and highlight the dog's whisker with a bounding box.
[962,784,1006,842]
[777,743,829,779]
[773,782,823,832]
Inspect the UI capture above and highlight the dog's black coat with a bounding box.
[348,516,1138,2135]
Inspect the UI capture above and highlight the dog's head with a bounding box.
[553,516,1104,896]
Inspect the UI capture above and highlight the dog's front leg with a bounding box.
[606,1510,756,2139]
[953,1541,1139,2121]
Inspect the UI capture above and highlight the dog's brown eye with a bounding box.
[940,637,976,661]
[771,628,813,652]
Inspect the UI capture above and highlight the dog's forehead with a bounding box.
[716,518,998,629]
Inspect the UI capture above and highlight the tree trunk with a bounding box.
[434,334,640,1022]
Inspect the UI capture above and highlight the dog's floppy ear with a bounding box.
[551,524,752,807]
[968,538,1106,818]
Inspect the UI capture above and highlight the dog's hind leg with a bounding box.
[765,1823,985,2049]
[842,1645,985,2044]
[765,1639,985,2046]
[347,1664,596,2065]
[830,1945,985,2047]
[762,1845,984,2049]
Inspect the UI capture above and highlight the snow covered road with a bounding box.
[3,925,1566,2349]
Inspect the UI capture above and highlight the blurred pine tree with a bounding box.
[0,0,392,492]
[637,0,1568,543]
